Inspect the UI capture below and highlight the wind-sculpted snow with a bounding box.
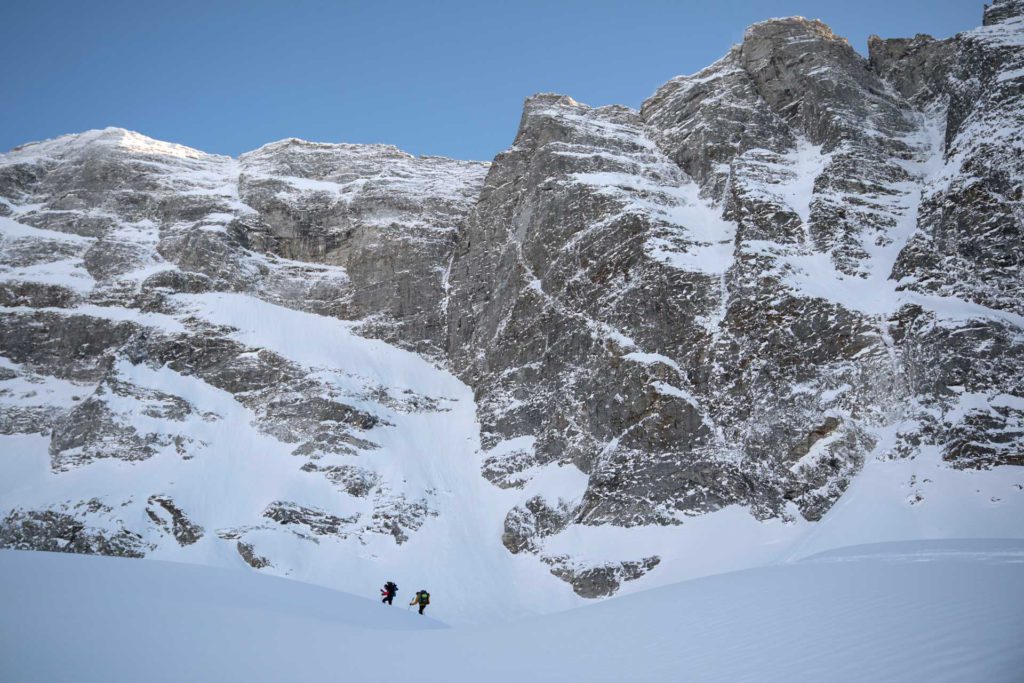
[0,0,1022,609]
[2,541,1022,681]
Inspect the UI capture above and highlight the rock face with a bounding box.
[235,140,488,357]
[442,4,1023,579]
[0,128,481,593]
[1,1,1022,604]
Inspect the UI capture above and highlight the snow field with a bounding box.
[2,539,1021,682]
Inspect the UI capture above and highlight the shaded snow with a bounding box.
[622,351,682,372]
[0,215,94,244]
[789,419,1024,560]
[2,540,1021,682]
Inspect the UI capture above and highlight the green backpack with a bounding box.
[418,591,430,605]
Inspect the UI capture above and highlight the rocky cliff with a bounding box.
[1,1,1021,608]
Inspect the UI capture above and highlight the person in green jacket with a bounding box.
[410,589,430,615]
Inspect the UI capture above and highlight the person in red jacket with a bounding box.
[380,581,398,605]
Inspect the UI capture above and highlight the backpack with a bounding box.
[385,582,397,593]
[418,591,430,605]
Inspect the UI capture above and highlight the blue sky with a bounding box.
[2,0,984,161]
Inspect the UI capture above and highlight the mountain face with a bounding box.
[1,1,1021,615]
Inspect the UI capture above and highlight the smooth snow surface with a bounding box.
[2,541,1022,682]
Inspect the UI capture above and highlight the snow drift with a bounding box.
[2,540,1022,682]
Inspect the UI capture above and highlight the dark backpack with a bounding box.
[385,582,397,593]
[418,591,430,605]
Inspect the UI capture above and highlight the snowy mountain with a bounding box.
[1,1,1022,624]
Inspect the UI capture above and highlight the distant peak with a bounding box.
[6,127,211,161]
[106,129,210,159]
[523,93,583,110]
[868,33,937,45]
[744,16,848,46]
[245,137,412,159]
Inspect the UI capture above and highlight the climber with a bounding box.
[380,581,398,605]
[410,589,430,615]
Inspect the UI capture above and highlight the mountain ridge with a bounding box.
[0,2,1021,617]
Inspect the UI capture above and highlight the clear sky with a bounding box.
[1,0,985,161]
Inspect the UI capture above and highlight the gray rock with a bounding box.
[0,281,79,308]
[237,541,271,568]
[868,33,956,104]
[146,495,204,546]
[301,462,380,497]
[0,311,138,381]
[236,139,488,357]
[263,501,359,538]
[366,493,438,545]
[545,555,661,598]
[0,506,149,557]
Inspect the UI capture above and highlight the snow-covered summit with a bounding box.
[4,127,215,163]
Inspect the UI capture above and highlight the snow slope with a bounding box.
[2,540,1022,682]
[0,290,582,625]
[526,419,1024,600]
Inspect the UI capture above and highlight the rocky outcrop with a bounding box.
[235,140,488,356]
[443,2,1024,574]
[448,22,892,534]
[146,495,204,546]
[867,33,956,104]
[236,541,271,569]
[545,555,661,598]
[0,501,150,557]
[446,94,726,531]
[263,501,359,538]
[884,0,1024,472]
